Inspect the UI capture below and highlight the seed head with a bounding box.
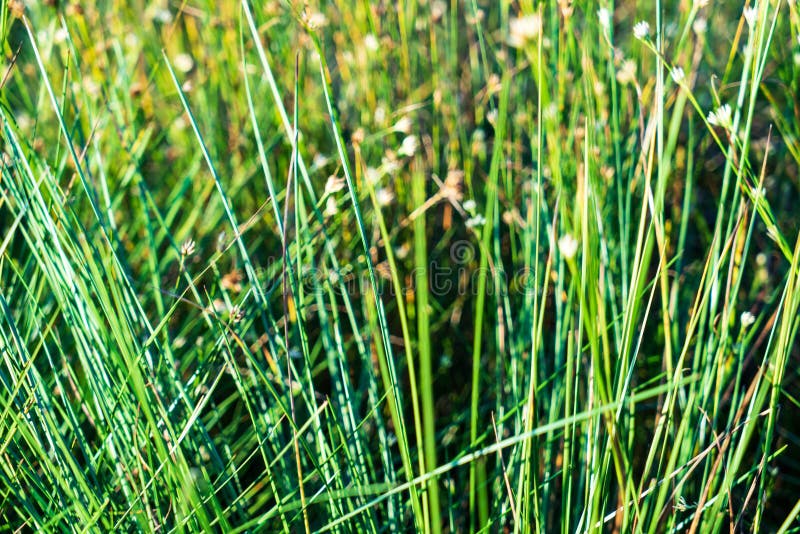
[508,14,542,48]
[376,188,395,207]
[558,233,579,260]
[180,239,196,257]
[325,175,346,195]
[393,116,413,134]
[398,135,419,157]
[707,103,732,130]
[743,5,757,28]
[597,8,611,31]
[230,305,245,323]
[633,21,650,40]
[466,214,486,228]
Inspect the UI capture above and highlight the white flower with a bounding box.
[324,175,345,195]
[393,116,413,134]
[466,214,486,228]
[230,305,245,323]
[431,0,447,22]
[382,155,402,175]
[153,8,173,24]
[487,109,498,127]
[324,196,338,217]
[180,239,196,256]
[743,5,757,28]
[508,14,542,48]
[693,18,707,35]
[304,10,327,30]
[311,153,329,170]
[558,234,579,259]
[633,21,650,40]
[463,199,477,212]
[597,8,611,31]
[740,311,756,327]
[174,53,194,73]
[365,166,381,185]
[616,59,637,85]
[376,188,395,207]
[766,225,781,243]
[671,66,685,83]
[54,28,69,44]
[364,33,379,52]
[398,135,419,157]
[707,103,732,129]
[374,105,387,125]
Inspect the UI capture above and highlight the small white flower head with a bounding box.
[466,214,486,228]
[364,33,379,52]
[508,14,542,48]
[54,27,69,44]
[740,311,756,327]
[311,153,329,170]
[398,135,419,157]
[374,105,387,125]
[303,10,327,30]
[693,17,707,35]
[633,21,650,40]
[707,103,732,129]
[324,196,338,217]
[487,108,499,127]
[324,175,345,195]
[230,305,245,323]
[597,7,611,31]
[365,166,381,185]
[180,238,196,256]
[616,59,637,85]
[431,0,447,22]
[393,116,413,134]
[463,199,477,213]
[174,53,194,73]
[743,5,757,28]
[671,66,685,83]
[382,154,402,175]
[153,8,173,24]
[766,224,781,243]
[376,187,395,207]
[558,233,579,259]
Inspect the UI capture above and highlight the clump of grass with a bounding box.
[1,0,800,532]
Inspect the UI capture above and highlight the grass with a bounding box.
[1,0,800,531]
